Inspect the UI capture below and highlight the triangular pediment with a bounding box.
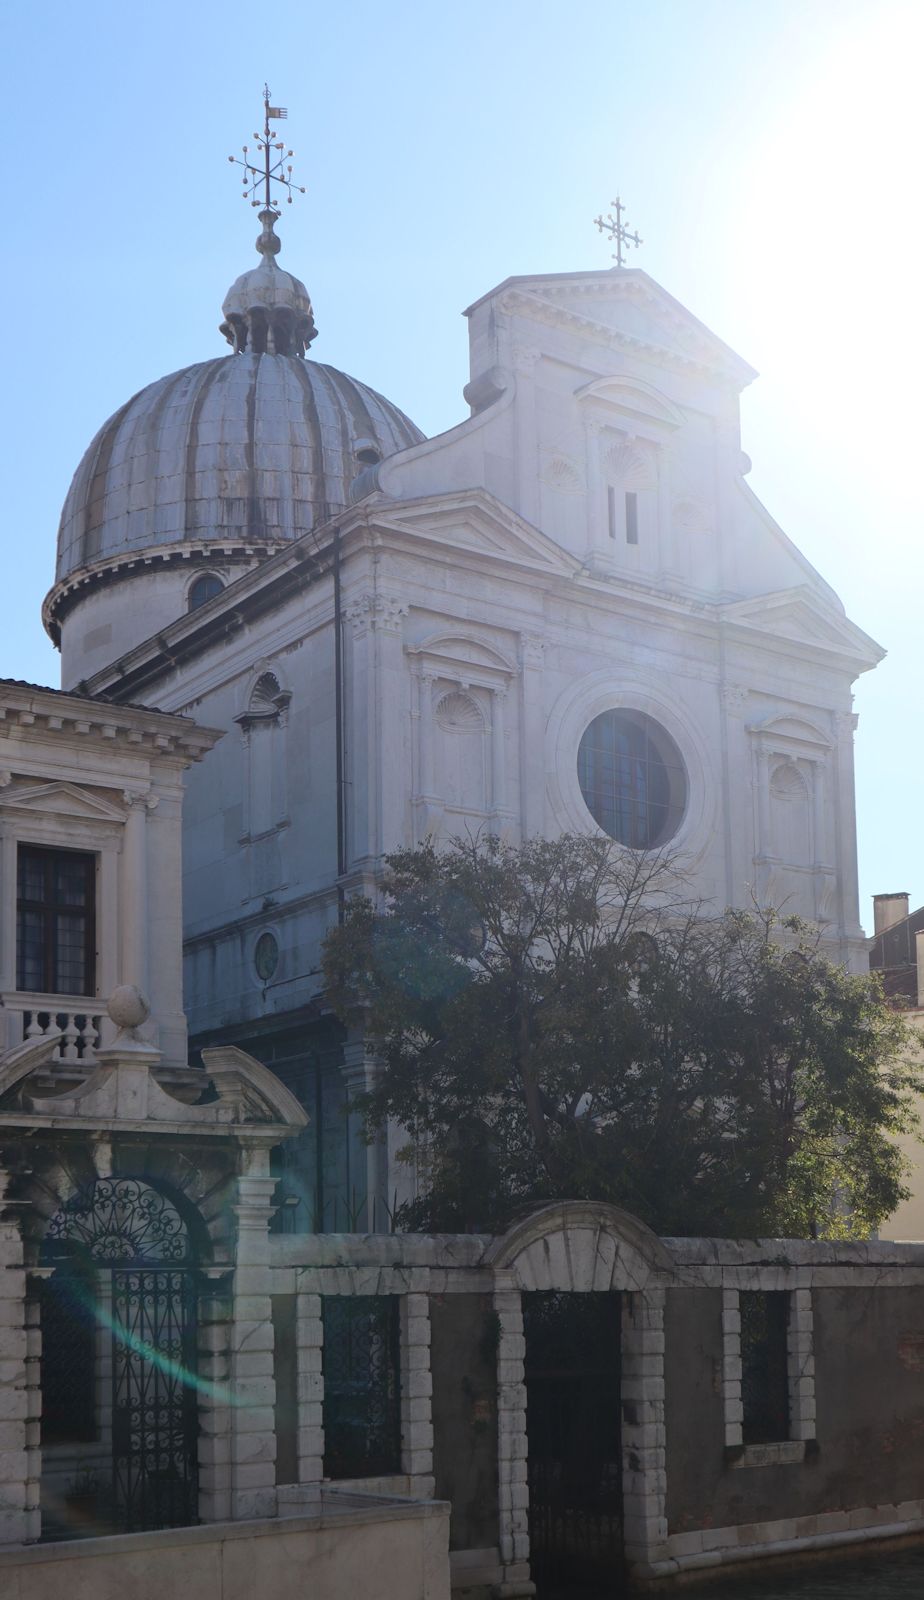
[371,489,579,578]
[722,588,884,670]
[467,270,757,387]
[0,780,128,822]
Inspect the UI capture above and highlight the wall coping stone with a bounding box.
[0,1493,450,1569]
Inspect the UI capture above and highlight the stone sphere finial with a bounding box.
[107,985,151,1035]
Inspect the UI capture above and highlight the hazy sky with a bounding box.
[2,0,921,927]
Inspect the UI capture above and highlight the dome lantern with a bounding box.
[219,208,318,357]
[221,88,317,356]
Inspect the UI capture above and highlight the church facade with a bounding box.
[2,187,922,1599]
[45,207,881,1233]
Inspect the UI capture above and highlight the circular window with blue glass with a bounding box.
[254,931,279,982]
[577,709,686,849]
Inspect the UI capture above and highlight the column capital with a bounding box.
[519,632,547,669]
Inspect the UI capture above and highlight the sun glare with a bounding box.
[732,4,923,501]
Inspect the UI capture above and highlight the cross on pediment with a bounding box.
[594,196,642,267]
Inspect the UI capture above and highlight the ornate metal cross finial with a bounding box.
[228,85,306,214]
[594,196,643,267]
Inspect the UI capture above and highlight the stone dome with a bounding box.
[44,211,425,644]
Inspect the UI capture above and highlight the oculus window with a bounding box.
[577,710,686,849]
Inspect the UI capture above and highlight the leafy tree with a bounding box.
[322,833,920,1237]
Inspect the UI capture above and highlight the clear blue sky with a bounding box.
[2,0,921,927]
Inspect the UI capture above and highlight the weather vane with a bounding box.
[228,85,306,214]
[594,196,643,267]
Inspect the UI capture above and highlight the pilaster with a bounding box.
[493,1272,533,1595]
[295,1290,324,1490]
[512,347,540,526]
[0,1186,36,1546]
[228,1146,278,1520]
[197,1270,233,1523]
[400,1285,434,1497]
[621,1288,668,1571]
[721,1288,743,1448]
[788,1288,816,1442]
[518,635,546,840]
[341,1034,386,1233]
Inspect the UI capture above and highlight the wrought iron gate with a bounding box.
[111,1266,199,1531]
[44,1178,199,1535]
[523,1291,624,1597]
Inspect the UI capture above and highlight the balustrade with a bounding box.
[1,994,104,1063]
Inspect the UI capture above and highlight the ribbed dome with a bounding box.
[53,353,425,588]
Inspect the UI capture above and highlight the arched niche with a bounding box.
[434,688,488,812]
[769,758,811,866]
[485,1200,674,1293]
[234,660,292,843]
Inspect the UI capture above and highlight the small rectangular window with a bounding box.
[625,490,639,545]
[16,845,96,997]
[741,1290,790,1444]
[322,1296,401,1479]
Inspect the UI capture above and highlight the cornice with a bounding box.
[42,538,286,646]
[78,489,876,708]
[494,285,750,388]
[0,684,221,764]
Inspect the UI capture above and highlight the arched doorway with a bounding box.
[486,1202,676,1596]
[523,1288,623,1596]
[40,1177,200,1538]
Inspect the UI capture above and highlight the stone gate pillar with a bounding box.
[197,1268,234,1523]
[493,1270,532,1596]
[228,1143,279,1520]
[0,1174,39,1546]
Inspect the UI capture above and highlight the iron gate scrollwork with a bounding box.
[524,1291,624,1597]
[43,1178,199,1535]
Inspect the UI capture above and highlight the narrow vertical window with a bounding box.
[625,490,639,545]
[607,485,617,540]
[741,1290,790,1444]
[16,845,96,996]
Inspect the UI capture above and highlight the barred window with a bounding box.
[741,1290,790,1444]
[322,1297,401,1479]
[17,845,96,996]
